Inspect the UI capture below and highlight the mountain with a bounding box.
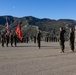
[0,15,76,37]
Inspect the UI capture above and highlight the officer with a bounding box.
[69,28,75,52]
[59,27,66,53]
[37,31,41,49]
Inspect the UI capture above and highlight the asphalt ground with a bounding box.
[0,41,76,75]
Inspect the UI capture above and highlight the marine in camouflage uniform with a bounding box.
[6,33,10,47]
[69,28,75,52]
[59,27,66,53]
[37,31,41,49]
[10,33,14,47]
[1,32,5,47]
[13,32,17,47]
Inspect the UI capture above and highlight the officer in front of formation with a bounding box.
[37,31,41,49]
[59,27,66,53]
[69,28,75,52]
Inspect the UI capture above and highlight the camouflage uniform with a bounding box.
[1,33,5,47]
[69,29,75,51]
[59,29,65,52]
[10,33,13,47]
[37,31,41,49]
[13,33,17,47]
[34,35,36,43]
[6,34,9,47]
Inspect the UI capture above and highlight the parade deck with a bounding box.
[0,41,76,75]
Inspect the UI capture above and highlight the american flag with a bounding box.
[6,18,10,36]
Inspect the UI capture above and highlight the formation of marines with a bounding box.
[1,31,17,47]
[59,27,75,53]
[0,27,75,52]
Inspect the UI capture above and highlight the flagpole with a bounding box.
[6,17,10,36]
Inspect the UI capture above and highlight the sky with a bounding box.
[0,0,76,20]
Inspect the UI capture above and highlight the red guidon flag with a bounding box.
[15,24,23,41]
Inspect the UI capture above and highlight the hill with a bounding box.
[0,15,76,38]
